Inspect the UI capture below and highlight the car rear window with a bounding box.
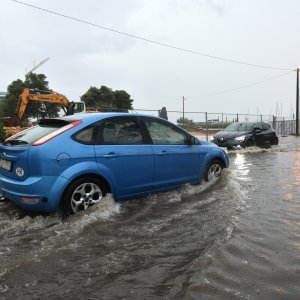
[3,119,71,146]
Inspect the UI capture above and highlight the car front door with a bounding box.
[94,117,154,199]
[143,117,202,189]
[253,122,268,146]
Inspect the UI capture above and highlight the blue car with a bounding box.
[0,113,229,215]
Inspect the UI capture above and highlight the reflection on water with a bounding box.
[185,136,300,300]
[232,153,251,181]
[291,152,300,183]
[0,136,300,299]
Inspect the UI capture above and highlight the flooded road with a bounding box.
[0,136,300,299]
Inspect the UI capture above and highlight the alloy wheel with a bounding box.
[71,182,102,213]
[207,163,222,182]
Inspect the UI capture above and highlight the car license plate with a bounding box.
[0,158,12,171]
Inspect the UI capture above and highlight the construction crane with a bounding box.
[25,58,50,78]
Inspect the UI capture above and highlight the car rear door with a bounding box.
[94,116,155,199]
[142,117,202,189]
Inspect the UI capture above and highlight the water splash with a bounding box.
[0,195,120,283]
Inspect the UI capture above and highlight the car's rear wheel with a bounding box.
[260,140,271,149]
[204,160,223,182]
[272,136,279,145]
[61,177,107,216]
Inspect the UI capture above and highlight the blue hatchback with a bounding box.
[0,113,229,215]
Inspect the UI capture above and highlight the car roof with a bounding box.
[48,112,161,123]
[234,121,259,124]
[58,112,155,122]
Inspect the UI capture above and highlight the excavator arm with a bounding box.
[16,88,74,121]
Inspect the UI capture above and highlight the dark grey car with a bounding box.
[211,122,279,150]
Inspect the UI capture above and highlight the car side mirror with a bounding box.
[253,128,262,134]
[187,135,197,145]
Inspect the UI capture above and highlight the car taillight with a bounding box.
[32,120,82,146]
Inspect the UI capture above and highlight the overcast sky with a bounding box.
[1,0,300,118]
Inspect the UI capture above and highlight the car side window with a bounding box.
[262,123,271,130]
[100,118,144,145]
[102,122,118,144]
[253,123,263,130]
[72,126,96,144]
[144,119,187,145]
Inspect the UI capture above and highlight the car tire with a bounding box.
[243,139,253,148]
[204,159,223,182]
[61,177,107,216]
[272,137,279,145]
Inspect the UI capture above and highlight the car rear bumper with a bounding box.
[0,174,70,213]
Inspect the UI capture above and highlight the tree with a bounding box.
[81,85,133,112]
[177,117,194,129]
[1,79,24,119]
[2,72,59,123]
[80,86,100,108]
[99,86,115,109]
[159,107,168,120]
[0,103,4,118]
[81,85,115,110]
[113,90,133,112]
[0,122,6,142]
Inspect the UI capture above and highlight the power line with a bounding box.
[186,70,294,99]
[11,0,294,71]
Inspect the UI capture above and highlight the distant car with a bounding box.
[211,121,278,150]
[0,113,229,215]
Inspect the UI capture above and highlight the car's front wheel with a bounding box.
[204,160,223,182]
[61,177,107,216]
[243,139,253,148]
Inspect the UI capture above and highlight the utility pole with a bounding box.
[296,68,299,136]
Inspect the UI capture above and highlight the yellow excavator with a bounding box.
[16,88,86,121]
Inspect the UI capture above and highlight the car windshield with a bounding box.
[223,122,256,132]
[3,119,71,146]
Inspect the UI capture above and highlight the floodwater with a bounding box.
[0,136,300,300]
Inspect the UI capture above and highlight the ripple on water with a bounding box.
[0,195,120,282]
[185,137,300,300]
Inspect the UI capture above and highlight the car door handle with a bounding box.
[102,153,118,158]
[157,151,169,156]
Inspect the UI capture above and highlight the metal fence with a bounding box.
[129,108,298,138]
[273,117,297,136]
